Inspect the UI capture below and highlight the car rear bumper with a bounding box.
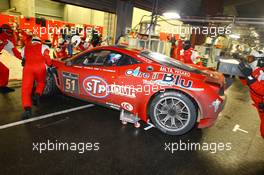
[197,94,227,128]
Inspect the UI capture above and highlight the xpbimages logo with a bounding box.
[164,140,232,154]
[32,140,100,154]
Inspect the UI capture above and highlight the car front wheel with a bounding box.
[149,91,197,135]
[43,69,59,96]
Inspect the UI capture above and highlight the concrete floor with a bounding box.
[0,78,263,175]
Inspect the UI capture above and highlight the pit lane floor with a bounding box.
[0,78,263,175]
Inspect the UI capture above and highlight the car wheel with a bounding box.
[43,71,59,96]
[149,91,197,135]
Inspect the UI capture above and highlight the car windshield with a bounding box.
[140,50,202,74]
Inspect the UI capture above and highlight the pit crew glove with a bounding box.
[246,75,257,85]
[259,103,264,112]
[21,58,25,67]
[47,67,56,74]
[238,62,253,77]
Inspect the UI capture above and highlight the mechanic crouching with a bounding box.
[21,37,52,119]
[239,54,264,138]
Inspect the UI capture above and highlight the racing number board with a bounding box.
[62,72,79,94]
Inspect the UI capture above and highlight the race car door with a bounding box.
[71,49,120,105]
[110,53,147,112]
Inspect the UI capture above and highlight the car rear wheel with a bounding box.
[149,91,197,135]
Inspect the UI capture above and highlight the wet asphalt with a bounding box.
[0,78,263,175]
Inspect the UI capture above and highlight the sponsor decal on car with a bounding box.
[137,55,153,63]
[144,74,204,91]
[82,76,136,98]
[126,67,150,78]
[110,84,136,98]
[160,67,191,77]
[83,76,110,98]
[210,99,221,112]
[83,67,116,73]
[121,102,134,111]
[62,72,79,94]
[162,74,193,88]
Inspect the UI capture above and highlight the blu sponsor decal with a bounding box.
[83,76,110,98]
[126,67,150,78]
[157,74,204,91]
[121,102,134,111]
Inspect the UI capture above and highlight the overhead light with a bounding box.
[162,12,180,19]
[229,34,240,39]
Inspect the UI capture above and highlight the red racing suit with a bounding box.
[176,39,183,61]
[182,48,193,64]
[0,37,8,87]
[52,33,59,48]
[248,67,264,138]
[0,33,22,87]
[21,42,52,108]
[55,44,68,58]
[182,48,202,66]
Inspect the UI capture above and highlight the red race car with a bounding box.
[46,46,226,135]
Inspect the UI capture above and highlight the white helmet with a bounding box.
[71,35,81,47]
[251,50,264,58]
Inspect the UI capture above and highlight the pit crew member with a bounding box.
[21,37,52,119]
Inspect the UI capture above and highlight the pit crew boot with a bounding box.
[258,103,264,112]
[0,87,15,93]
[32,93,40,106]
[22,107,32,119]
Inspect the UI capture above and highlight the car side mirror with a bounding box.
[65,60,73,67]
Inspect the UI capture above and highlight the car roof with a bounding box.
[68,45,149,63]
[98,45,142,55]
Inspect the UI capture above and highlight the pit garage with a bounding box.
[0,0,264,174]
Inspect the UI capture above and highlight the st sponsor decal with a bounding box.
[83,76,110,98]
[126,67,150,78]
[121,102,134,111]
[82,76,136,98]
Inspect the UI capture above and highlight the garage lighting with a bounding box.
[162,12,180,19]
[229,34,240,39]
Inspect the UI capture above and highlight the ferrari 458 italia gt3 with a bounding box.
[45,46,226,135]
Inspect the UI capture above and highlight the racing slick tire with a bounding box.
[149,91,197,135]
[43,70,59,96]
